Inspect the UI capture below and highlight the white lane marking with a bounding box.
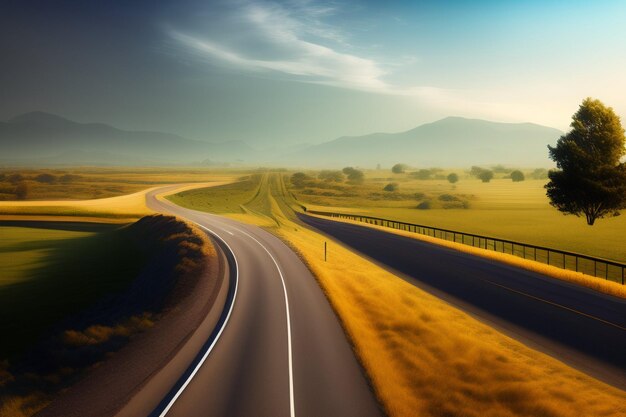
[231,226,296,417]
[159,223,239,417]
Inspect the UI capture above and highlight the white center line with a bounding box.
[231,226,296,417]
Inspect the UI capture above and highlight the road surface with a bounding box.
[298,213,626,390]
[136,191,383,417]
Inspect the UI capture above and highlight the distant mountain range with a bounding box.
[0,111,258,165]
[284,117,562,167]
[0,112,562,167]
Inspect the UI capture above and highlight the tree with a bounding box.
[318,170,344,182]
[290,172,310,187]
[546,98,626,225]
[477,169,494,183]
[510,170,525,182]
[342,167,364,184]
[383,183,398,192]
[447,173,459,184]
[391,163,408,174]
[469,166,484,177]
[15,182,29,200]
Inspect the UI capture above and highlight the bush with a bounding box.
[478,169,494,183]
[411,169,433,180]
[442,200,470,209]
[318,170,344,182]
[438,193,459,202]
[414,192,426,200]
[15,182,29,200]
[290,172,310,187]
[35,173,57,183]
[447,173,459,184]
[342,167,364,184]
[383,183,398,192]
[510,170,525,182]
[392,163,408,174]
[416,200,431,210]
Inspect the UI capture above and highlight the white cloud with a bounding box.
[167,1,519,121]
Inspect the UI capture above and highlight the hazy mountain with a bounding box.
[284,117,563,168]
[0,111,258,165]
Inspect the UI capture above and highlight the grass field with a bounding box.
[0,223,145,360]
[167,171,626,417]
[0,176,237,220]
[0,216,218,417]
[0,167,243,201]
[289,169,626,263]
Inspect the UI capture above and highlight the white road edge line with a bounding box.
[159,223,240,417]
[232,226,296,417]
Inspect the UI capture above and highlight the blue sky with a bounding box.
[2,0,625,146]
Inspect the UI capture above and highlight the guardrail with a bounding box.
[306,210,625,285]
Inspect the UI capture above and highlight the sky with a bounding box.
[1,0,626,148]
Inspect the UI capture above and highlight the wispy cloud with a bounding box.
[169,1,391,93]
[166,0,503,117]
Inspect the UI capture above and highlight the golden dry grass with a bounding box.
[173,172,626,417]
[0,180,234,220]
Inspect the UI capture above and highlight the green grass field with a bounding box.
[0,223,144,360]
[289,170,626,263]
[167,174,261,214]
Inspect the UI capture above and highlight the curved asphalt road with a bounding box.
[298,213,626,390]
[138,191,383,417]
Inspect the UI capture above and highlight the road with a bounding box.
[298,213,626,390]
[135,190,383,417]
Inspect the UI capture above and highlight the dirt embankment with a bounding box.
[2,215,224,417]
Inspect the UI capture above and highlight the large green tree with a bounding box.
[546,98,626,225]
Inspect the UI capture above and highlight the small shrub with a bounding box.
[510,170,525,182]
[383,183,398,192]
[414,192,426,200]
[290,172,310,187]
[442,200,470,209]
[318,170,344,182]
[392,163,408,174]
[416,200,431,210]
[438,193,459,202]
[343,167,364,184]
[447,173,459,184]
[478,169,494,183]
[411,169,433,180]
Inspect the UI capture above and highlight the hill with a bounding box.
[284,117,563,168]
[0,112,257,165]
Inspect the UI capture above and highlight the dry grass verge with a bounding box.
[276,220,626,417]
